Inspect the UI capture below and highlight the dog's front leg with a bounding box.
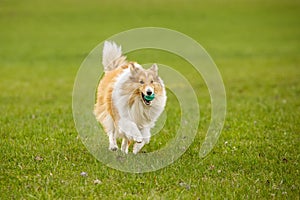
[141,127,151,144]
[133,141,145,154]
[118,119,143,142]
[132,127,151,154]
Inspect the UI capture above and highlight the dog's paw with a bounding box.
[109,145,118,151]
[133,147,139,154]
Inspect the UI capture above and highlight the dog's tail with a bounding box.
[102,41,127,72]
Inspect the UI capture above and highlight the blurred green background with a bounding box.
[0,0,299,199]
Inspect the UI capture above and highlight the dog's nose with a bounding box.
[146,90,152,95]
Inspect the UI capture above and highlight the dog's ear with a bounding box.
[130,63,139,74]
[150,63,158,75]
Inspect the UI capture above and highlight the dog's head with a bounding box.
[129,63,164,106]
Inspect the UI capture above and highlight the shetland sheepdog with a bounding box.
[94,41,166,154]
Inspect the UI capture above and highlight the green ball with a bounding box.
[144,93,155,101]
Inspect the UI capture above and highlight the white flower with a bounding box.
[80,172,88,177]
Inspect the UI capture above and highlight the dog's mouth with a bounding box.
[141,93,153,106]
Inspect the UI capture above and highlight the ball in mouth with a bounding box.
[141,93,155,106]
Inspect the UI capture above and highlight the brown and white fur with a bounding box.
[94,41,166,154]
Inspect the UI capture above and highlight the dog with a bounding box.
[94,41,167,154]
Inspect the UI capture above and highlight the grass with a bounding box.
[0,0,299,199]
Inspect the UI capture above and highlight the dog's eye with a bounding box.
[151,80,154,83]
[139,80,144,84]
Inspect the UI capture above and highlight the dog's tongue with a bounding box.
[144,93,155,101]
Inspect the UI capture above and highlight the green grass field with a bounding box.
[1,0,299,199]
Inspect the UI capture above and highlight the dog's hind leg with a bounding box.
[121,137,131,154]
[108,130,118,151]
[103,115,118,151]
